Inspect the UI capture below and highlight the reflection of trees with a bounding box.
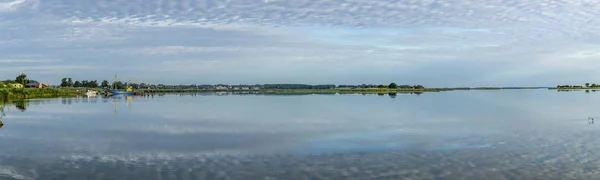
[0,99,30,115]
[0,99,6,121]
[388,93,397,98]
[13,100,27,112]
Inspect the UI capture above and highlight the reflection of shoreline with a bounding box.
[148,92,425,97]
[0,99,31,128]
[107,95,133,114]
[0,99,30,112]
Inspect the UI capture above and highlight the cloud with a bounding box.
[0,0,37,13]
[1,65,103,75]
[119,46,242,55]
[0,0,599,86]
[0,59,60,63]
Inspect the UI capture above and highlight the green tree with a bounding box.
[586,83,590,88]
[74,81,82,87]
[67,78,73,87]
[101,80,109,88]
[6,84,14,88]
[414,85,425,89]
[377,84,386,88]
[60,78,68,87]
[0,82,4,88]
[15,73,29,84]
[593,84,598,88]
[116,81,124,89]
[81,80,89,87]
[90,80,98,88]
[388,82,398,89]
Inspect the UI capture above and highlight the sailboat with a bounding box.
[106,73,134,96]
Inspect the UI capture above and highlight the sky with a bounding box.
[1,0,600,87]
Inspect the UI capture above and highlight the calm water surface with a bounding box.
[1,90,600,179]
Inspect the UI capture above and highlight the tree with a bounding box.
[15,73,28,84]
[101,80,109,88]
[60,78,68,87]
[81,80,89,87]
[0,82,4,88]
[593,84,598,88]
[586,83,590,88]
[90,80,98,88]
[67,78,73,87]
[115,81,124,89]
[414,85,425,89]
[377,84,386,88]
[6,84,14,88]
[74,81,82,87]
[388,82,398,89]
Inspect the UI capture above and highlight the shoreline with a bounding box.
[549,88,600,90]
[0,87,569,99]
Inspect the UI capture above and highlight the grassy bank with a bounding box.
[0,88,83,99]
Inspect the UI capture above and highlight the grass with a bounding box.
[0,88,83,99]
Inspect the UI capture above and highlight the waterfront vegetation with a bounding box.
[0,88,82,99]
[552,83,600,89]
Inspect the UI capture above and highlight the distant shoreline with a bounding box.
[133,87,549,95]
[549,88,600,90]
[0,87,576,99]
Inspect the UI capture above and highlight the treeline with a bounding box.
[149,83,426,90]
[60,78,108,88]
[2,73,36,85]
[262,84,337,89]
[557,83,600,89]
[338,83,425,89]
[60,77,149,89]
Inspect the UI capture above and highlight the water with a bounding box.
[1,90,600,179]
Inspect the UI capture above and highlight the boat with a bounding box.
[106,73,134,96]
[86,90,98,97]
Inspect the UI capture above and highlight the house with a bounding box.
[1,80,24,88]
[25,82,48,88]
[9,83,23,88]
[215,86,228,90]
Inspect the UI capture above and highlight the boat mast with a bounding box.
[112,72,118,89]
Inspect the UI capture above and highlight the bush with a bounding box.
[0,82,4,88]
[6,84,14,88]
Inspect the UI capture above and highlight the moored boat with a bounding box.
[86,90,98,96]
[106,73,135,96]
